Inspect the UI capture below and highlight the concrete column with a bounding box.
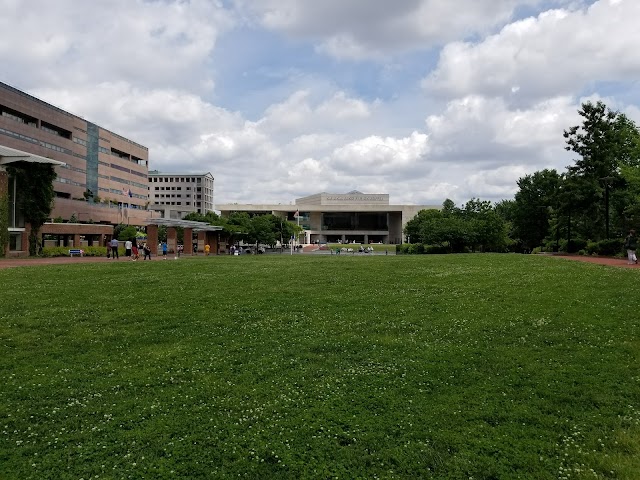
[73,234,81,247]
[183,228,193,255]
[0,169,8,257]
[22,223,31,253]
[364,234,369,244]
[167,227,177,254]
[147,225,158,255]
[206,232,218,254]
[197,231,206,253]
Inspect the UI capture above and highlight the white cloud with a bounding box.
[234,0,575,59]
[0,0,232,91]
[2,0,638,209]
[424,95,577,167]
[424,0,640,101]
[330,132,430,175]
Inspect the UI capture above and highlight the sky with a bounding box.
[2,0,640,207]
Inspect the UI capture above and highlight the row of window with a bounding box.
[0,125,73,155]
[60,164,86,174]
[153,186,204,191]
[155,194,203,199]
[157,201,202,206]
[1,103,75,140]
[149,177,203,183]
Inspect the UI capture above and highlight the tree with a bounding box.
[404,199,507,253]
[563,101,640,240]
[118,225,138,241]
[7,162,57,255]
[248,215,277,249]
[512,169,561,250]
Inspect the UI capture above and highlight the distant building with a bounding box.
[147,170,214,219]
[217,191,439,244]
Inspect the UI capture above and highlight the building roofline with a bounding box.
[0,81,148,151]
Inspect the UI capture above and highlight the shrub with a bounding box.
[425,244,449,254]
[408,243,425,254]
[596,238,624,256]
[396,244,409,254]
[42,246,113,257]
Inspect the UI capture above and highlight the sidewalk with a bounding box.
[552,254,639,268]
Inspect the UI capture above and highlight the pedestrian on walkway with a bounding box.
[624,229,638,264]
[110,238,119,259]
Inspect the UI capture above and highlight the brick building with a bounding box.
[0,81,153,255]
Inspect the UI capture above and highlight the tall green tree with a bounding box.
[7,162,57,255]
[512,169,561,250]
[563,101,640,239]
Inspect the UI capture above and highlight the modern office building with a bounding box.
[147,170,214,219]
[0,81,150,229]
[217,191,439,244]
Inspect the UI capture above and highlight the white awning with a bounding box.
[144,218,223,231]
[0,145,66,166]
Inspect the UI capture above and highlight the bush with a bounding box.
[396,244,410,255]
[42,246,113,257]
[558,238,587,253]
[425,245,449,254]
[408,243,425,254]
[596,238,624,256]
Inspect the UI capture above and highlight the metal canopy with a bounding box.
[0,145,66,166]
[145,218,223,231]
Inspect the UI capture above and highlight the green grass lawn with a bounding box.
[1,254,640,479]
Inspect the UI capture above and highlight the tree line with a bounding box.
[161,211,301,250]
[404,101,640,255]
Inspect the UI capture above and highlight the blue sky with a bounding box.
[1,0,638,207]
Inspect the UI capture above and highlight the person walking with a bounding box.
[162,241,168,259]
[125,239,132,258]
[624,229,638,264]
[143,243,151,260]
[110,238,119,259]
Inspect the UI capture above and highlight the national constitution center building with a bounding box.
[218,191,438,245]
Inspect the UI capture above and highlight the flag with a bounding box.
[122,188,129,196]
[293,210,299,218]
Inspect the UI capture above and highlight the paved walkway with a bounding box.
[0,253,638,270]
[552,254,639,268]
[0,256,155,269]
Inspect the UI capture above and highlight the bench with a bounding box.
[69,249,84,257]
